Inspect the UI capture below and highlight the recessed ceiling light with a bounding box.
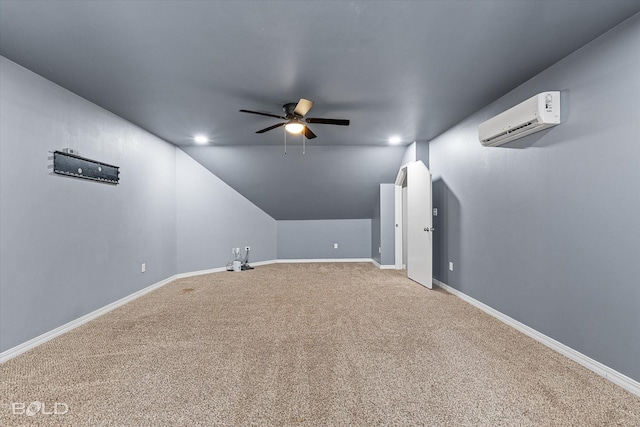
[389,136,402,145]
[194,134,209,144]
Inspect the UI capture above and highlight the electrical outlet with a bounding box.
[141,263,146,273]
[245,246,250,251]
[334,243,338,249]
[449,261,454,271]
[433,207,438,216]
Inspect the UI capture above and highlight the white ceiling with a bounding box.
[1,1,639,219]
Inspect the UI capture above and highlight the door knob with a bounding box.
[424,227,435,232]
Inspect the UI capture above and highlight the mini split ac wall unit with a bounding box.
[478,91,561,147]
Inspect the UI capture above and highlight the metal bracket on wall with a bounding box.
[53,151,120,184]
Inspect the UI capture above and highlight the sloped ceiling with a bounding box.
[182,145,408,220]
[1,1,639,219]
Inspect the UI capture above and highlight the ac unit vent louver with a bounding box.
[478,92,560,147]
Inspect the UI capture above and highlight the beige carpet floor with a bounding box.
[1,263,639,426]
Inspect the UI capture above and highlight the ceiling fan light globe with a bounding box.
[285,122,305,134]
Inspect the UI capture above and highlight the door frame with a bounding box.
[394,165,408,270]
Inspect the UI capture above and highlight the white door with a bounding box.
[406,161,432,288]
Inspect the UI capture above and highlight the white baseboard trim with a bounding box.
[432,278,640,397]
[0,274,177,364]
[175,267,227,279]
[250,260,277,267]
[276,258,373,264]
[175,260,279,279]
[370,259,397,269]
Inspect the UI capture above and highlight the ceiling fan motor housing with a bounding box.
[283,102,300,118]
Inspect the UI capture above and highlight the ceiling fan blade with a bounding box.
[256,122,285,133]
[305,118,350,126]
[293,98,314,117]
[303,126,317,139]
[240,109,285,120]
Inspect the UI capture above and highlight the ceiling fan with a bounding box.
[239,98,349,139]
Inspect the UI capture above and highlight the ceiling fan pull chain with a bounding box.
[284,128,287,155]
[303,132,306,155]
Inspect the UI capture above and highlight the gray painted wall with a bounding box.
[425,14,640,382]
[277,219,371,259]
[0,57,177,352]
[0,57,280,353]
[400,141,416,166]
[416,140,429,169]
[379,184,396,266]
[176,149,276,273]
[371,188,381,263]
